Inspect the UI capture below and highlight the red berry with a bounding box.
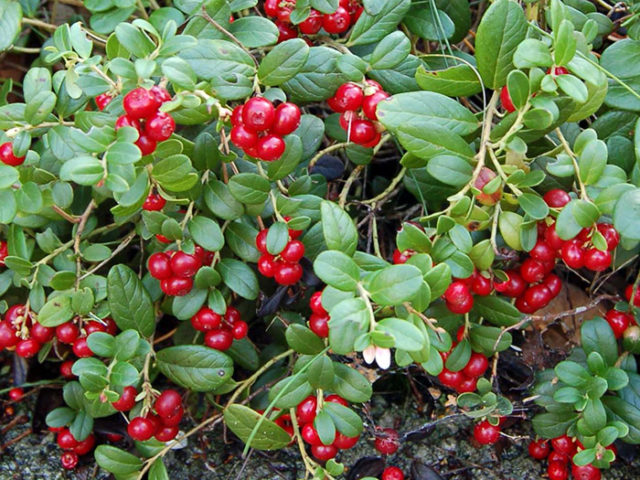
[544,223,565,251]
[530,241,555,262]
[362,90,390,121]
[0,321,18,348]
[274,262,303,285]
[148,252,172,279]
[225,306,242,325]
[31,322,54,343]
[500,86,516,113]
[8,387,23,401]
[85,321,107,335]
[0,142,25,166]
[325,394,347,406]
[170,251,202,278]
[333,431,359,450]
[150,86,172,104]
[57,429,79,450]
[156,234,172,243]
[272,102,301,136]
[296,396,318,424]
[520,258,545,284]
[112,386,137,411]
[528,439,550,459]
[257,254,276,277]
[155,390,182,418]
[72,338,93,357]
[232,320,249,340]
[470,273,492,296]
[16,338,41,358]
[583,248,611,272]
[301,423,322,446]
[463,353,489,378]
[392,248,414,264]
[95,93,113,111]
[443,281,473,314]
[473,420,500,445]
[309,313,329,338]
[299,9,323,34]
[606,309,632,339]
[311,444,338,461]
[571,464,600,480]
[561,240,585,269]
[264,0,279,17]
[596,223,620,251]
[329,83,364,112]
[543,189,571,208]
[135,134,157,155]
[256,134,286,161]
[548,461,569,480]
[160,276,193,296]
[551,435,575,456]
[191,307,222,332]
[280,240,305,263]
[56,322,78,344]
[438,368,464,389]
[548,451,569,464]
[127,416,156,441]
[73,433,95,455]
[374,428,399,455]
[626,284,640,306]
[309,291,325,315]
[348,119,377,145]
[523,284,552,310]
[161,407,184,427]
[0,241,7,266]
[549,66,570,76]
[243,97,275,132]
[543,274,562,298]
[231,124,259,150]
[255,229,269,254]
[123,87,160,119]
[142,193,166,211]
[456,376,478,393]
[61,451,79,470]
[322,6,351,33]
[145,112,175,142]
[60,360,75,379]
[276,21,298,42]
[155,425,179,442]
[204,329,234,350]
[115,115,141,132]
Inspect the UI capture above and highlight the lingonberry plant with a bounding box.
[1,0,640,478]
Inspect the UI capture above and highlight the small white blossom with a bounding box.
[362,345,391,369]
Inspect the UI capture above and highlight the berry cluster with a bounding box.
[148,246,214,296]
[230,98,300,161]
[113,86,175,156]
[473,418,503,445]
[191,305,248,351]
[0,305,50,358]
[327,80,389,147]
[256,223,305,285]
[529,435,604,480]
[0,142,25,166]
[55,318,117,360]
[265,0,362,42]
[127,389,183,442]
[438,337,489,394]
[443,270,493,315]
[308,290,330,338]
[53,428,96,470]
[296,394,359,461]
[374,427,399,455]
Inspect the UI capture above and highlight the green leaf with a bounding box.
[498,211,523,250]
[320,200,358,256]
[513,39,553,69]
[156,345,233,392]
[107,265,155,337]
[404,4,454,41]
[475,0,528,88]
[445,339,472,372]
[37,293,74,327]
[473,296,522,327]
[228,172,270,205]
[188,216,224,252]
[269,375,313,409]
[599,39,640,112]
[149,459,169,480]
[377,317,424,351]
[426,155,473,186]
[258,39,310,86]
[365,264,423,306]
[322,402,363,437]
[584,398,607,432]
[285,324,325,355]
[0,0,22,52]
[614,188,640,241]
[266,221,290,255]
[180,38,256,83]
[152,154,198,192]
[581,318,618,366]
[115,23,155,58]
[369,31,411,70]
[228,16,278,48]
[87,332,115,357]
[348,0,411,46]
[94,445,143,475]
[45,407,76,428]
[555,361,591,388]
[415,63,482,97]
[328,298,370,354]
[224,405,292,450]
[217,258,259,300]
[313,251,360,292]
[307,355,335,389]
[331,363,372,403]
[518,193,549,220]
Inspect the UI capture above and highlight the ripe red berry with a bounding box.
[280,240,305,263]
[191,307,222,331]
[520,258,546,284]
[311,444,338,461]
[256,134,286,161]
[543,274,562,298]
[548,461,569,480]
[264,0,279,17]
[204,329,234,350]
[0,241,7,266]
[528,439,550,459]
[72,338,93,358]
[544,223,566,250]
[500,86,516,113]
[438,368,464,389]
[156,234,172,243]
[257,254,276,277]
[115,115,141,132]
[551,435,575,456]
[606,309,632,339]
[276,21,298,42]
[95,93,113,111]
[127,416,156,441]
[296,396,318,424]
[123,87,160,119]
[325,394,348,406]
[150,85,171,104]
[596,223,620,251]
[84,320,106,335]
[322,6,351,33]
[583,248,611,272]
[571,464,600,480]
[60,451,79,470]
[0,142,26,166]
[309,291,325,315]
[142,193,166,211]
[56,322,79,344]
[0,320,18,348]
[523,284,552,310]
[348,119,377,145]
[274,262,303,285]
[473,420,500,445]
[543,189,571,208]
[148,252,172,279]
[471,273,492,296]
[57,429,79,450]
[155,425,179,442]
[299,9,323,34]
[463,353,489,378]
[145,112,175,142]
[170,251,201,278]
[161,407,184,427]
[225,306,241,325]
[561,240,585,269]
[73,433,95,455]
[31,322,54,343]
[374,427,399,455]
[160,276,193,296]
[135,134,157,156]
[232,320,249,340]
[381,466,404,480]
[548,451,569,464]
[8,387,23,401]
[530,241,555,262]
[456,376,478,393]
[301,423,322,446]
[243,97,275,132]
[255,229,269,253]
[362,90,390,121]
[112,386,137,411]
[309,313,329,338]
[231,124,259,150]
[443,281,473,314]
[329,83,364,112]
[272,102,301,136]
[60,360,75,379]
[155,390,182,418]
[16,338,41,358]
[333,431,359,450]
[549,66,570,76]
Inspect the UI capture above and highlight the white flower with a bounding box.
[362,345,391,370]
